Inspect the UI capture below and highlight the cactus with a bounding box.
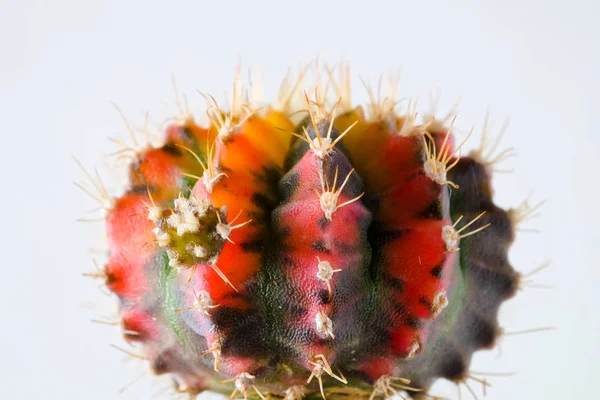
[80,64,539,400]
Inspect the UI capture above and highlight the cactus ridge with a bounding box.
[81,65,536,400]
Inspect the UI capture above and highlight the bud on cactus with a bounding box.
[80,64,538,399]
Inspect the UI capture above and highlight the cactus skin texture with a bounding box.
[88,66,528,400]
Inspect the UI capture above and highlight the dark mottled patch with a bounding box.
[318,215,330,230]
[240,239,263,253]
[470,316,499,349]
[221,315,270,358]
[312,240,330,253]
[279,254,295,267]
[364,193,380,214]
[419,296,432,309]
[246,210,266,223]
[150,353,170,375]
[447,158,495,211]
[430,265,443,278]
[317,289,331,305]
[279,171,300,198]
[251,192,275,211]
[180,126,196,141]
[383,274,404,292]
[405,317,423,329]
[374,228,409,246]
[222,291,253,302]
[161,143,183,157]
[251,166,282,187]
[404,169,424,182]
[129,184,153,195]
[390,299,406,315]
[467,259,518,302]
[288,305,308,317]
[333,239,358,255]
[274,223,291,238]
[363,326,393,355]
[105,271,118,285]
[286,171,299,188]
[485,209,514,243]
[295,326,319,345]
[437,350,467,381]
[211,306,250,329]
[417,199,443,220]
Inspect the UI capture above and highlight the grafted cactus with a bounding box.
[80,64,537,399]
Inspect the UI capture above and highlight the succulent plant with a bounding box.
[79,64,541,399]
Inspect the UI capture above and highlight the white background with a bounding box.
[1,0,598,399]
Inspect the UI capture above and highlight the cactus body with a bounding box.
[88,67,526,399]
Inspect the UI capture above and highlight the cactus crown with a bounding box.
[78,63,542,400]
